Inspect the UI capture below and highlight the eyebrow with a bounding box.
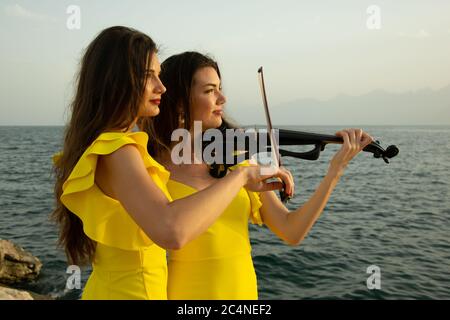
[203,83,221,88]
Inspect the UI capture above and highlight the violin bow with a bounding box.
[258,66,291,203]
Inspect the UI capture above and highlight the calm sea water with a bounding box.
[0,125,449,299]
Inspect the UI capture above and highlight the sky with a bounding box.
[1,0,449,125]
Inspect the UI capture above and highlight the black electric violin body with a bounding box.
[203,123,399,179]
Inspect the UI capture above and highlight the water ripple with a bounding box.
[1,126,450,299]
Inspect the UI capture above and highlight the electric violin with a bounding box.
[203,67,400,199]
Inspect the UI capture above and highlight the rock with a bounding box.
[0,239,42,285]
[0,284,54,300]
[0,285,33,300]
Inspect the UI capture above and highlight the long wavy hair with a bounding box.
[52,26,157,266]
[141,51,236,159]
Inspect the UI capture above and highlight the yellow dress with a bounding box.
[166,172,263,300]
[59,131,172,300]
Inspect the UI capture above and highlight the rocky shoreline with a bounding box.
[0,239,53,300]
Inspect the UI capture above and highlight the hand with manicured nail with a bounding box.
[330,128,374,176]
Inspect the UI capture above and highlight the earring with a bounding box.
[179,114,185,127]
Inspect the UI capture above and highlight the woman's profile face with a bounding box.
[139,53,166,117]
[189,67,226,130]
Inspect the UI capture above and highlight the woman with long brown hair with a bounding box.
[143,51,374,299]
[52,27,292,300]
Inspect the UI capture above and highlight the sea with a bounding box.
[0,125,449,299]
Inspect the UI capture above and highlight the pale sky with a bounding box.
[1,0,450,125]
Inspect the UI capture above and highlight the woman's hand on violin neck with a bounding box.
[329,128,374,174]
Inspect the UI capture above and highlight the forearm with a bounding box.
[166,168,246,246]
[287,168,341,245]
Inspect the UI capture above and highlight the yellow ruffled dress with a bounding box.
[166,165,263,300]
[59,131,172,300]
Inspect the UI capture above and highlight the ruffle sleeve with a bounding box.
[229,160,264,226]
[246,190,263,226]
[59,131,172,250]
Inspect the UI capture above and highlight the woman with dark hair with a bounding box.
[143,51,374,299]
[52,27,291,300]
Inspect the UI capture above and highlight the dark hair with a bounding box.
[142,51,236,158]
[52,26,157,265]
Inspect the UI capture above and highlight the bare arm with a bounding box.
[259,168,340,245]
[97,145,289,250]
[258,128,374,246]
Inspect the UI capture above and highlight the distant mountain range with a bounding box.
[231,85,450,126]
